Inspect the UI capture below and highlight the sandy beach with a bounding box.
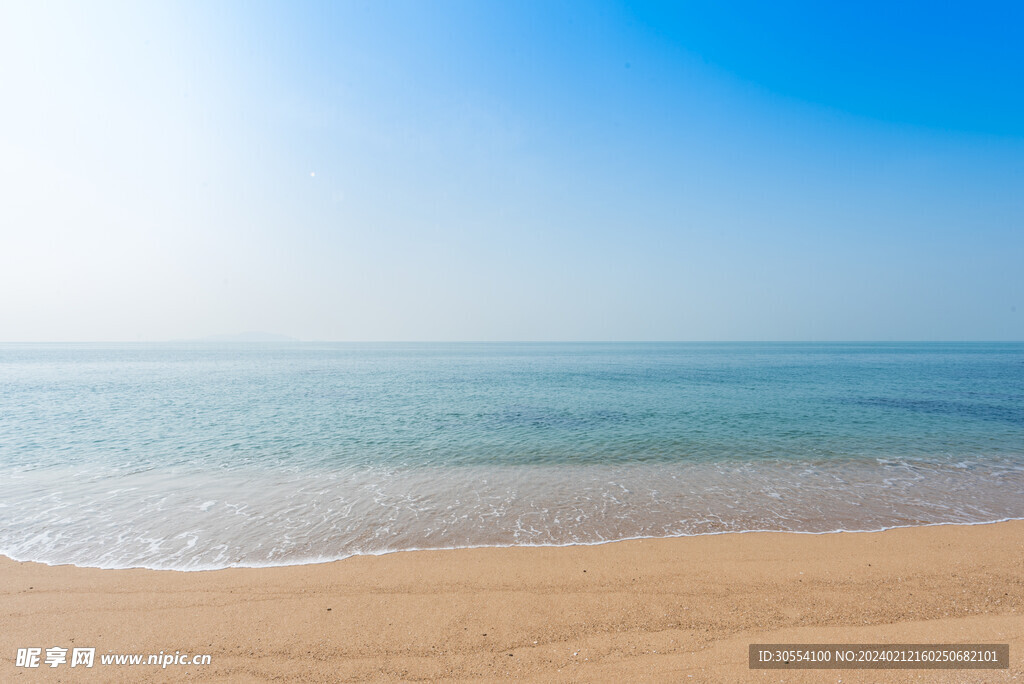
[2,521,1021,682]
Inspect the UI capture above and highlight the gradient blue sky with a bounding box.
[1,0,1021,341]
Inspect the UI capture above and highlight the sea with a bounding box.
[1,342,1022,570]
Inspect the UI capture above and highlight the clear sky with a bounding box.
[1,0,1022,341]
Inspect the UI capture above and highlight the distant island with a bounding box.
[193,331,299,343]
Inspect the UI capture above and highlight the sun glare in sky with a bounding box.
[1,0,1021,341]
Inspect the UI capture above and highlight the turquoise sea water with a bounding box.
[1,342,1022,569]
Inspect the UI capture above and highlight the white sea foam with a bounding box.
[2,342,1022,570]
[1,458,1022,571]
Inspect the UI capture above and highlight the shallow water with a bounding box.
[1,342,1022,569]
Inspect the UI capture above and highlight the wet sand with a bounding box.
[1,521,1021,682]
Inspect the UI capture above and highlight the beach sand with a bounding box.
[1,521,1021,682]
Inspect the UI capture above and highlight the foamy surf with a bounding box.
[2,342,1022,571]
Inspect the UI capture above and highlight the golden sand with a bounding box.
[2,521,1021,682]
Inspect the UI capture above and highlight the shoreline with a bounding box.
[6,516,1023,573]
[2,521,1021,681]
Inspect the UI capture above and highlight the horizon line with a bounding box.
[2,340,1022,345]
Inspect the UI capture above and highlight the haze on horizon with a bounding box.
[1,0,1022,342]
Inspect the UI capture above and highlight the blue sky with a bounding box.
[1,0,1021,340]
